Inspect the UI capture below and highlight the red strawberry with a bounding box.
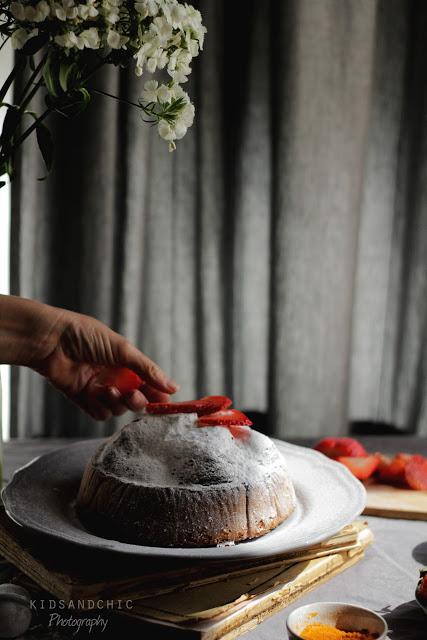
[94,367,143,395]
[377,453,415,485]
[198,409,253,427]
[225,425,252,440]
[404,456,427,490]
[314,437,367,460]
[337,455,380,480]
[146,395,232,417]
[417,572,427,602]
[375,453,392,476]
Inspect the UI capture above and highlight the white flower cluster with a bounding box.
[7,0,206,147]
[142,79,194,150]
[9,0,205,56]
[132,1,205,81]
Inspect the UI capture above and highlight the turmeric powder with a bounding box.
[300,622,379,640]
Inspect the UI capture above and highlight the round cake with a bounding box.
[76,413,296,547]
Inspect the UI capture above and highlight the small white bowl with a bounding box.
[286,602,388,639]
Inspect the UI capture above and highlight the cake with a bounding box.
[76,412,296,547]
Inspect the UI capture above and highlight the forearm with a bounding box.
[0,295,65,366]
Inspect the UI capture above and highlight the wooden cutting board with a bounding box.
[364,484,427,520]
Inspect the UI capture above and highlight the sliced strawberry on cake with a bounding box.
[314,437,367,460]
[198,409,253,427]
[225,425,252,440]
[147,397,252,439]
[198,409,253,440]
[146,395,232,416]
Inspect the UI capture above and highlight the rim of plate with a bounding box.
[2,438,366,561]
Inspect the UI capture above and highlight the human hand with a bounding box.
[28,305,178,420]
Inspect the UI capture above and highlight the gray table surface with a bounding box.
[3,436,427,640]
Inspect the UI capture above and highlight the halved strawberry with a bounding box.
[146,395,232,417]
[314,437,367,460]
[404,456,427,490]
[337,455,380,480]
[375,453,392,476]
[94,367,143,395]
[198,409,253,427]
[377,453,415,485]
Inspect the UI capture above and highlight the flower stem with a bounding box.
[92,88,157,123]
[0,35,10,54]
[13,108,52,147]
[0,56,24,102]
[18,53,47,108]
[20,77,44,113]
[92,87,141,110]
[80,57,107,85]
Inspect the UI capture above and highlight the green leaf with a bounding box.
[59,61,78,93]
[4,156,14,180]
[36,122,53,174]
[77,87,91,105]
[63,88,91,117]
[42,55,58,98]
[0,156,10,182]
[22,33,49,55]
[0,105,20,147]
[23,109,38,120]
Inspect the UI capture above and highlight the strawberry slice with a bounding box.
[146,395,232,417]
[219,424,251,440]
[375,453,392,476]
[225,425,251,440]
[404,456,427,490]
[198,409,253,427]
[314,437,367,460]
[94,367,143,395]
[337,455,379,480]
[377,453,415,485]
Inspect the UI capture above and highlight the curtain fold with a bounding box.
[269,0,377,436]
[10,0,427,437]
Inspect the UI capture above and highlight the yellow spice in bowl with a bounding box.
[300,623,379,640]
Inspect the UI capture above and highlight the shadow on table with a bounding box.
[379,600,425,639]
[412,541,427,565]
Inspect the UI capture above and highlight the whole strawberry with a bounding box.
[314,437,367,460]
[416,569,427,603]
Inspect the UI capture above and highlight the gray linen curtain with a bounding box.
[10,0,427,437]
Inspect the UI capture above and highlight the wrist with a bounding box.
[0,295,68,367]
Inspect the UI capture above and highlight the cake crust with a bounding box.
[76,414,296,547]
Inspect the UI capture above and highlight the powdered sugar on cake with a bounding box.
[77,412,297,546]
[95,413,288,489]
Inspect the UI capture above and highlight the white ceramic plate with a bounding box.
[2,438,365,561]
